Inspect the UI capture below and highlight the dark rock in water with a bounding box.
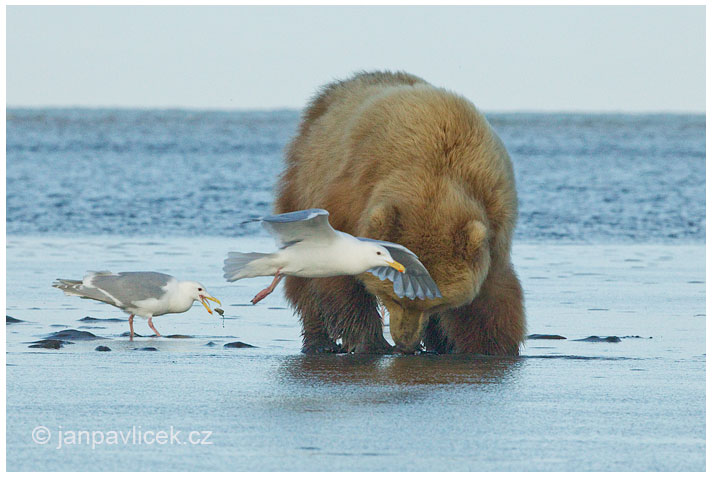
[79,326,107,330]
[527,334,567,340]
[135,347,158,351]
[120,332,149,338]
[166,334,193,339]
[95,345,111,352]
[268,307,288,310]
[50,324,69,328]
[205,341,218,347]
[621,335,653,339]
[575,335,622,343]
[224,341,256,348]
[29,339,73,349]
[79,316,125,322]
[6,316,23,324]
[45,329,104,341]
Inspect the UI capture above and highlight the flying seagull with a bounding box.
[53,271,221,340]
[223,209,442,304]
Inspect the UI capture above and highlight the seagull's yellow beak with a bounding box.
[199,295,221,315]
[387,260,406,273]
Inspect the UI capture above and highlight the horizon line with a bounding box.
[6,105,706,116]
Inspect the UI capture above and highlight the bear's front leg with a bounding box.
[309,276,393,354]
[440,262,525,355]
[284,275,392,354]
[325,276,393,354]
[423,314,453,354]
[283,276,342,354]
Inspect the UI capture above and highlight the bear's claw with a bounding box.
[301,340,343,354]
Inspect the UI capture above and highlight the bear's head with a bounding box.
[358,175,492,353]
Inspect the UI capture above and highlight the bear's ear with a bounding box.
[468,220,487,245]
[362,202,400,241]
[460,219,488,260]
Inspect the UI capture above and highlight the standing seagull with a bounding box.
[53,271,221,340]
[223,209,441,304]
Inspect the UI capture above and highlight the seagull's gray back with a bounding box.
[88,272,173,307]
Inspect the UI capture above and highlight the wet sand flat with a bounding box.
[6,236,705,471]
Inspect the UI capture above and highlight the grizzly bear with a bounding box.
[276,71,525,354]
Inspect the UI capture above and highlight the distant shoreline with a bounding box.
[6,106,705,117]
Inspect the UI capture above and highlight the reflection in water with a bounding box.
[277,354,522,387]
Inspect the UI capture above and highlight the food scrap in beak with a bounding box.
[214,307,226,328]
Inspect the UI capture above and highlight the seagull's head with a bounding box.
[181,281,222,314]
[365,243,406,273]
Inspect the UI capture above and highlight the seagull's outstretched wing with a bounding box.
[254,209,340,248]
[359,238,443,300]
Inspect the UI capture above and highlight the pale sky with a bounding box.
[6,6,706,112]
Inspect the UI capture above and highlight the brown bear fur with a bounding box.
[276,71,525,354]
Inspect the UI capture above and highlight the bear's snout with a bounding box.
[385,302,431,353]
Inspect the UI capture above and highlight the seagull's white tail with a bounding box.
[223,252,275,281]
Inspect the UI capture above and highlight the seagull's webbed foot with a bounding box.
[251,271,284,305]
[251,289,273,305]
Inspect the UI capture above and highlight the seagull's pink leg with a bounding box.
[128,314,135,341]
[147,316,162,337]
[251,269,284,305]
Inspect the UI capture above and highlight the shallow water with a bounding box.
[6,237,705,471]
